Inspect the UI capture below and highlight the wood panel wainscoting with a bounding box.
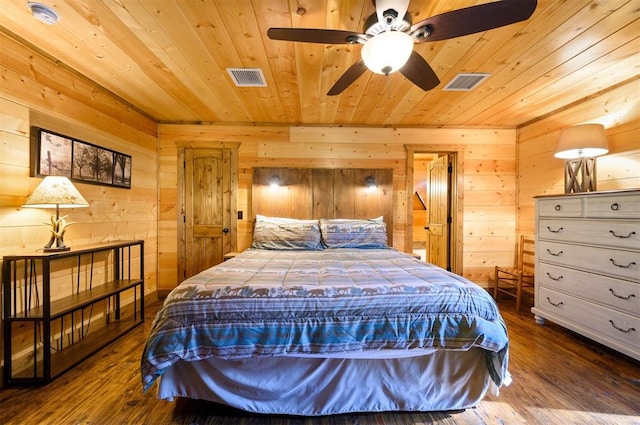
[1,297,638,425]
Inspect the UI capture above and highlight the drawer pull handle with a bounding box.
[547,226,563,233]
[608,320,636,334]
[609,289,636,300]
[609,230,636,239]
[546,249,563,257]
[609,259,636,269]
[610,203,620,211]
[554,204,562,211]
[546,297,564,307]
[546,272,563,281]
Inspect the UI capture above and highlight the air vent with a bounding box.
[443,73,490,91]
[227,68,267,87]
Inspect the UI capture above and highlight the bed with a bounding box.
[141,215,510,416]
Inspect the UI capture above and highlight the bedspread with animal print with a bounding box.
[141,248,509,391]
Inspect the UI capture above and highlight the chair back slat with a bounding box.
[519,236,536,275]
[494,235,536,310]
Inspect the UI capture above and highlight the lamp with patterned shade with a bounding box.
[554,124,608,193]
[23,176,89,251]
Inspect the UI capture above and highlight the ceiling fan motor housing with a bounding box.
[374,0,411,29]
[382,9,398,25]
[364,11,412,36]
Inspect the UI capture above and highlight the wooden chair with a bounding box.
[494,235,535,310]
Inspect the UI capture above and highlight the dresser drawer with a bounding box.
[537,198,582,217]
[585,194,640,219]
[537,263,639,316]
[538,240,639,282]
[539,219,640,250]
[537,287,640,350]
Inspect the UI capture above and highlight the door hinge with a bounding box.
[183,215,186,223]
[447,164,453,173]
[447,216,452,223]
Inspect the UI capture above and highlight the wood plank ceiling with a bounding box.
[0,0,638,127]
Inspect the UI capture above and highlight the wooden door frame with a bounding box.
[405,145,462,275]
[177,145,239,284]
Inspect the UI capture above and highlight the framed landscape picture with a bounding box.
[72,140,114,185]
[30,127,132,189]
[31,127,73,178]
[112,152,132,187]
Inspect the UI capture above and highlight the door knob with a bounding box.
[223,228,229,233]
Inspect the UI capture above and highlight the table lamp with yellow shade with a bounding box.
[23,176,89,252]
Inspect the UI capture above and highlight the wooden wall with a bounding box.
[158,125,517,290]
[517,79,640,236]
[0,32,159,382]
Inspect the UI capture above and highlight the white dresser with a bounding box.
[532,190,640,360]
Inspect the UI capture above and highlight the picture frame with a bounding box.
[112,152,132,188]
[30,127,73,178]
[30,127,132,189]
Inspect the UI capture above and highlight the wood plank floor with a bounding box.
[1,295,638,425]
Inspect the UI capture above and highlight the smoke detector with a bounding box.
[27,2,59,25]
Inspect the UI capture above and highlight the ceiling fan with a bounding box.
[268,0,537,95]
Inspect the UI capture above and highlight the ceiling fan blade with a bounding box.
[399,52,440,91]
[268,28,365,44]
[411,0,537,42]
[327,61,368,96]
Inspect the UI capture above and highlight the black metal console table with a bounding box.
[2,240,144,385]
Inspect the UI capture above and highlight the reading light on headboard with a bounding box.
[269,175,281,188]
[365,175,377,191]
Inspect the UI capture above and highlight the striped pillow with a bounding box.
[320,217,388,248]
[251,215,324,250]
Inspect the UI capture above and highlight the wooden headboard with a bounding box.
[252,167,394,243]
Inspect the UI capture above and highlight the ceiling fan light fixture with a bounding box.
[361,31,413,75]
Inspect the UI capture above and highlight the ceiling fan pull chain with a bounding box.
[387,75,391,100]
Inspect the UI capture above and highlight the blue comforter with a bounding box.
[141,248,509,391]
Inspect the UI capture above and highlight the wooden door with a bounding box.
[181,148,234,281]
[427,155,451,270]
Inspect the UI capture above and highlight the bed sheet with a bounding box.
[156,349,491,415]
